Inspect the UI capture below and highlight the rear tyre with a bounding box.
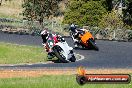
[53,46,69,63]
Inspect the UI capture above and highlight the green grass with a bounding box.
[0,0,23,19]
[0,42,47,64]
[0,75,131,88]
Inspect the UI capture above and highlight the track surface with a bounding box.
[0,31,132,69]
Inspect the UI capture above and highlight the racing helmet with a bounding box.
[41,29,49,36]
[69,23,77,33]
[70,23,75,27]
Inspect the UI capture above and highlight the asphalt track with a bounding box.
[0,31,132,69]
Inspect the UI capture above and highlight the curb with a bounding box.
[96,39,131,42]
[1,30,131,42]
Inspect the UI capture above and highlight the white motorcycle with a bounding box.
[46,34,76,63]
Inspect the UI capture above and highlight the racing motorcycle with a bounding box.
[46,34,76,63]
[71,31,99,51]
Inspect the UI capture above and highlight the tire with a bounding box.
[53,46,69,63]
[89,39,99,51]
[69,55,76,62]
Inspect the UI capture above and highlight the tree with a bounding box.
[63,0,107,27]
[123,0,132,26]
[22,0,62,25]
[99,11,124,29]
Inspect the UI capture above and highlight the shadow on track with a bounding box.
[47,59,62,63]
[73,47,99,51]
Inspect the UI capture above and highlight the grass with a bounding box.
[0,0,23,19]
[0,75,131,88]
[0,42,47,64]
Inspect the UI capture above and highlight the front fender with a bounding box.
[55,41,73,60]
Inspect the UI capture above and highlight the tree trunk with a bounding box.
[39,17,44,29]
[0,0,2,6]
[106,0,113,11]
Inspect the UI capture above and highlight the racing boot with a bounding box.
[47,52,54,59]
[74,41,79,48]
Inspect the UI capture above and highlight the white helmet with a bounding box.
[41,30,49,35]
[70,24,75,27]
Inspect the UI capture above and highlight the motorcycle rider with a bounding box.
[69,23,77,33]
[41,29,64,59]
[69,24,89,48]
[69,23,79,48]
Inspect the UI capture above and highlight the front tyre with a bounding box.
[53,45,69,63]
[89,39,99,51]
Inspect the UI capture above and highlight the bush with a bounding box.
[99,11,124,30]
[63,0,107,27]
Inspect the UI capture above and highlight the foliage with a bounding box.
[63,0,107,27]
[0,0,23,19]
[0,0,13,6]
[99,11,124,30]
[22,0,62,24]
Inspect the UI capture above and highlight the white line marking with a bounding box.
[75,53,85,61]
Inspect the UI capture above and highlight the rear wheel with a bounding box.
[53,46,69,63]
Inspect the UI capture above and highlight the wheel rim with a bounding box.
[57,46,66,59]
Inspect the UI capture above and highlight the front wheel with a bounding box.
[53,45,69,63]
[88,39,99,51]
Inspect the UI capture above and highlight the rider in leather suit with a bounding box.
[69,24,88,48]
[41,29,64,59]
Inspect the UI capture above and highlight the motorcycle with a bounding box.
[71,31,99,51]
[46,34,76,63]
